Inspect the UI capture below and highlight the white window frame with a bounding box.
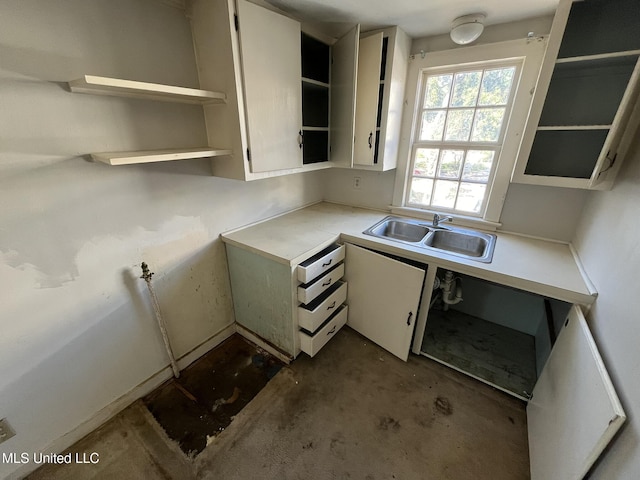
[392,37,548,226]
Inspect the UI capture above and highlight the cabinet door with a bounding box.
[236,0,302,173]
[330,25,360,168]
[527,305,625,480]
[344,244,425,361]
[353,33,383,166]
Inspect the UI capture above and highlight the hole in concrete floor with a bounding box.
[143,334,284,458]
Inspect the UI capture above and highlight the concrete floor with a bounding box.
[27,327,530,480]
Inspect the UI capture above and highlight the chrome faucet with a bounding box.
[432,213,453,228]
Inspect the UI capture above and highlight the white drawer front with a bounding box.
[299,305,348,357]
[297,244,345,283]
[297,263,345,305]
[298,281,347,333]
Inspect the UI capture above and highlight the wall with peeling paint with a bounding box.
[0,0,324,477]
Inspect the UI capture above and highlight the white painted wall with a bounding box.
[499,183,588,240]
[448,274,546,336]
[0,1,323,478]
[410,15,554,55]
[322,168,395,211]
[324,14,588,242]
[572,139,640,479]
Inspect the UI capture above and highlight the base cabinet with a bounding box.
[225,243,347,358]
[414,266,625,480]
[527,307,625,480]
[343,244,425,361]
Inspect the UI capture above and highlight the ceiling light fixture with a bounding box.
[450,14,485,45]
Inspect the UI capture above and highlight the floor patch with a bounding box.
[434,396,453,416]
[143,334,283,457]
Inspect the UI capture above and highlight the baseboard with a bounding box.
[235,324,292,364]
[7,323,236,480]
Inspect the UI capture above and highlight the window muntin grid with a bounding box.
[407,63,519,216]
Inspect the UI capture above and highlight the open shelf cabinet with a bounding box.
[512,0,640,190]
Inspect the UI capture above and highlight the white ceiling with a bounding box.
[265,0,559,38]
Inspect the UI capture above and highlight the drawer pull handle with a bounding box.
[322,259,333,267]
[407,311,413,326]
[322,279,332,287]
[327,301,336,310]
[368,131,373,149]
[327,326,337,336]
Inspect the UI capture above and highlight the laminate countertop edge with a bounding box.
[221,203,596,305]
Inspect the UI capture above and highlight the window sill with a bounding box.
[389,206,501,232]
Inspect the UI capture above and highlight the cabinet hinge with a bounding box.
[234,13,239,32]
[246,148,251,162]
[598,151,618,178]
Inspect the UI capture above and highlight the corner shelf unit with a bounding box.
[68,75,230,166]
[69,75,226,105]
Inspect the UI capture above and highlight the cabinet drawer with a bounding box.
[299,305,348,357]
[297,263,345,304]
[297,244,345,283]
[298,281,347,333]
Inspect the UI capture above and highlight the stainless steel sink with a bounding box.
[368,219,431,244]
[424,229,495,262]
[363,216,496,263]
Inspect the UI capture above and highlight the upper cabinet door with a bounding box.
[353,33,383,166]
[512,0,640,190]
[527,306,625,480]
[330,25,360,168]
[236,0,302,173]
[344,243,425,361]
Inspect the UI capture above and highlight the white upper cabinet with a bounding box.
[352,27,411,171]
[513,0,640,190]
[329,26,360,168]
[354,33,383,166]
[191,0,311,180]
[190,0,409,179]
[236,0,302,173]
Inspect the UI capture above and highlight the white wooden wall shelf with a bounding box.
[68,75,226,105]
[91,148,232,165]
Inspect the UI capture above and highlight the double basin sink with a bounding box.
[363,216,496,263]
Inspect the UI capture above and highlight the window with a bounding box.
[393,38,548,224]
[408,64,518,215]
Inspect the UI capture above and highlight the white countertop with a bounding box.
[222,202,596,305]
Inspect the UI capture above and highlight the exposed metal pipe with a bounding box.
[141,262,180,378]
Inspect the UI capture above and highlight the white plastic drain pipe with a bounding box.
[441,270,463,311]
[141,262,180,378]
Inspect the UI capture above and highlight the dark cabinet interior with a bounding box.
[525,0,640,180]
[301,33,330,164]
